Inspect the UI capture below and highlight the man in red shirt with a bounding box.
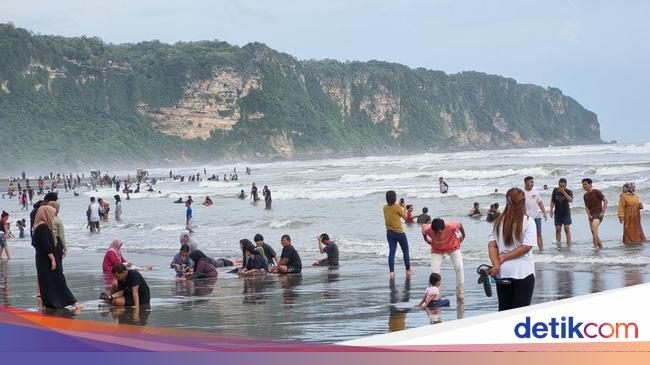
[582,178,608,249]
[422,218,466,300]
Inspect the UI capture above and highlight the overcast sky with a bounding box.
[2,0,649,143]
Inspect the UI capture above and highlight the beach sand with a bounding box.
[1,245,647,343]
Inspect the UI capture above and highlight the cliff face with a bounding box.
[0,24,601,170]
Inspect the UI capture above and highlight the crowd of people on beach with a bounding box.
[384,175,646,312]
[0,168,646,326]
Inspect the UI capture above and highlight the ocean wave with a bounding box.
[264,219,312,229]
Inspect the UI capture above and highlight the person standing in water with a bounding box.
[0,211,12,260]
[549,178,573,246]
[439,177,449,194]
[383,190,414,278]
[523,176,547,251]
[488,188,536,311]
[582,178,608,249]
[32,205,83,309]
[185,201,194,233]
[617,183,646,244]
[87,197,101,233]
[263,185,272,209]
[422,218,465,300]
[114,195,122,222]
[251,183,259,202]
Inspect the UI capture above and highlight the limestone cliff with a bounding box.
[0,23,602,169]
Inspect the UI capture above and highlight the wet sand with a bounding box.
[1,246,647,343]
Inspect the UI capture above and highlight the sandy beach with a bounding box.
[1,144,649,343]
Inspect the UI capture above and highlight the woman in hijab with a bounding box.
[102,240,132,275]
[32,205,82,309]
[114,195,122,222]
[180,232,198,252]
[48,201,68,266]
[618,183,646,244]
[187,250,218,279]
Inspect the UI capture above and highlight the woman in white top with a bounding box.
[488,187,536,311]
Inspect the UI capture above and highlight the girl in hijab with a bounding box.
[102,239,132,275]
[187,250,218,279]
[618,183,646,244]
[32,205,82,309]
[48,201,68,266]
[180,232,198,252]
[114,195,122,222]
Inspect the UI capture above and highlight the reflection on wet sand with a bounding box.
[556,270,573,300]
[388,277,411,332]
[592,271,602,293]
[280,274,302,307]
[243,275,272,304]
[319,268,340,300]
[625,268,642,287]
[0,263,9,307]
[105,305,151,326]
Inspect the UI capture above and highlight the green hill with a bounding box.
[0,23,601,171]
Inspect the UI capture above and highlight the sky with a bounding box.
[2,0,649,143]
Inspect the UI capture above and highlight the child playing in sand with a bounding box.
[420,272,449,308]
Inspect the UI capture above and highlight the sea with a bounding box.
[1,143,649,342]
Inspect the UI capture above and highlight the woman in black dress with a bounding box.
[32,205,82,309]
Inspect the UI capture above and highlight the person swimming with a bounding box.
[468,202,482,219]
[203,196,213,206]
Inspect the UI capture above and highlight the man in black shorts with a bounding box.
[272,234,302,274]
[550,178,574,246]
[103,264,151,308]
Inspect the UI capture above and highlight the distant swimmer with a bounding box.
[174,197,183,204]
[486,203,500,223]
[439,177,449,194]
[203,196,213,207]
[238,190,246,200]
[468,202,482,219]
[416,207,431,224]
[313,233,339,267]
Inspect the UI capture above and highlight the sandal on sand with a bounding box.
[477,264,493,297]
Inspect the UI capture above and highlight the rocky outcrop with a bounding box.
[138,68,261,140]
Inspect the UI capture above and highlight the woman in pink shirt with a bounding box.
[422,218,466,300]
[102,239,131,275]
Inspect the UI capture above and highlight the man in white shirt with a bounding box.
[524,176,547,251]
[87,196,101,233]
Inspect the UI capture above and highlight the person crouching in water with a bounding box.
[313,233,339,266]
[422,218,465,301]
[238,245,268,277]
[171,244,193,279]
[101,263,150,308]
